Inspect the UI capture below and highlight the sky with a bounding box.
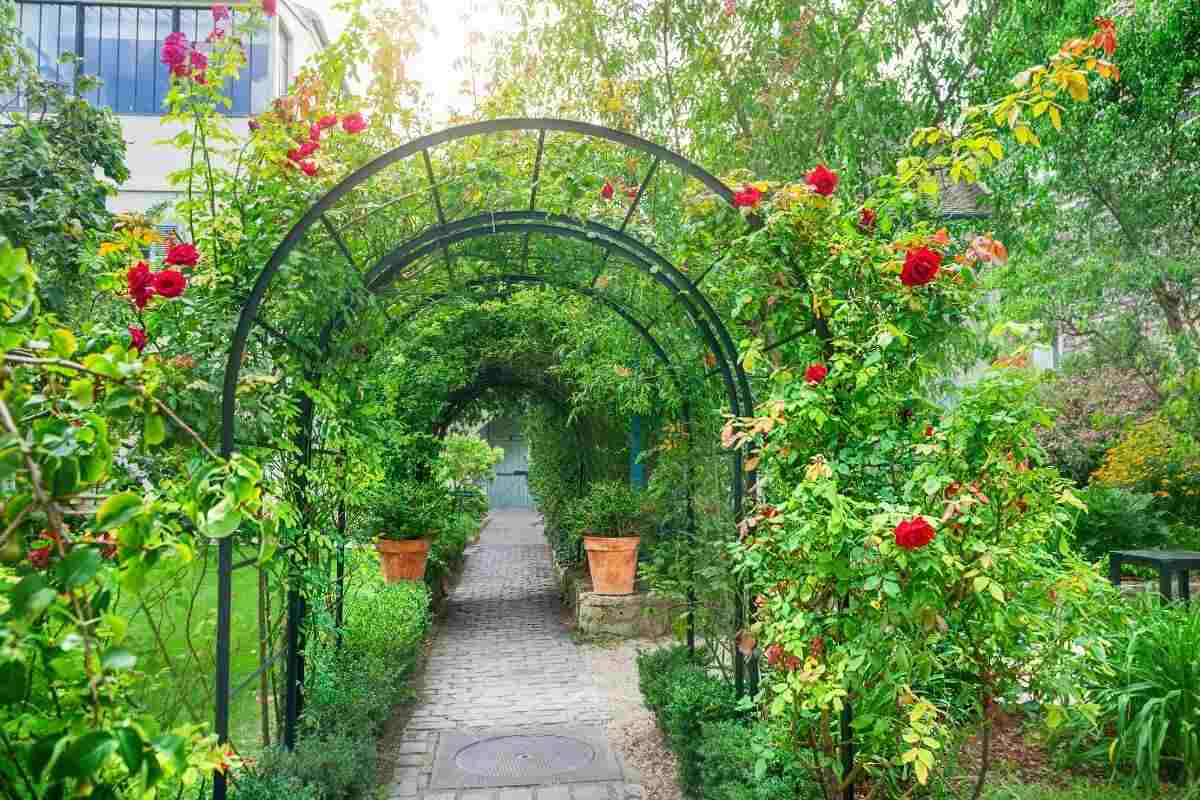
[308,0,518,119]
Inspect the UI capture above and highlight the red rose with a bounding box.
[624,185,638,199]
[127,261,155,308]
[261,0,276,16]
[804,363,828,385]
[732,185,762,208]
[342,112,366,134]
[924,425,934,437]
[189,50,208,72]
[894,517,935,550]
[164,242,199,267]
[170,62,190,79]
[212,4,230,21]
[248,117,260,132]
[317,114,338,130]
[28,545,51,569]
[600,181,614,200]
[901,247,941,287]
[128,325,148,353]
[805,164,838,196]
[308,123,321,142]
[160,31,189,68]
[153,269,187,298]
[300,160,318,177]
[287,148,303,162]
[298,140,318,157]
[97,532,118,560]
[858,207,877,232]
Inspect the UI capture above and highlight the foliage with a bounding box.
[370,480,453,541]
[426,511,482,598]
[0,234,280,796]
[698,720,815,800]
[227,769,320,800]
[0,2,128,303]
[984,0,1200,401]
[1092,417,1200,525]
[1069,485,1172,563]
[436,433,503,489]
[697,22,1122,798]
[568,480,656,539]
[637,644,740,793]
[1041,594,1200,790]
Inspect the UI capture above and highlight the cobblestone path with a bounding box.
[386,509,643,800]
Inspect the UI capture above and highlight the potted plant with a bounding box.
[573,481,656,595]
[373,481,448,582]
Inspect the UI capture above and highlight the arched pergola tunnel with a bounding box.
[213,119,759,800]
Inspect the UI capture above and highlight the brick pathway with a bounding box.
[387,509,642,800]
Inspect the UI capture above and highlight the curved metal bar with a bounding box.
[215,122,757,800]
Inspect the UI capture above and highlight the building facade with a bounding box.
[13,0,328,212]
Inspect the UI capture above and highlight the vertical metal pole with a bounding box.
[630,413,645,489]
[732,448,744,698]
[839,595,854,799]
[213,538,233,800]
[283,588,301,750]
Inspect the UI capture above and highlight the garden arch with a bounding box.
[214,119,757,800]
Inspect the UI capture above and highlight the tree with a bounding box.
[0,0,128,305]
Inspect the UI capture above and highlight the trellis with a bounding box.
[213,119,759,800]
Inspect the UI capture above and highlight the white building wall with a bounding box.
[109,0,326,214]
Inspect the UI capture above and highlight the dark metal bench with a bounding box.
[1108,549,1200,603]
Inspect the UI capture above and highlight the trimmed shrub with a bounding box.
[699,720,813,800]
[228,771,321,800]
[1070,485,1171,563]
[637,644,696,712]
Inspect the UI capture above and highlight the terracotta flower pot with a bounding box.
[583,536,640,595]
[376,538,431,582]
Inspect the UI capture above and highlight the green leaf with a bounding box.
[57,547,102,589]
[69,377,94,409]
[57,731,117,778]
[203,497,243,539]
[50,329,77,358]
[95,491,142,530]
[100,647,136,671]
[114,727,143,773]
[12,574,56,616]
[143,414,166,446]
[0,659,28,704]
[151,734,187,773]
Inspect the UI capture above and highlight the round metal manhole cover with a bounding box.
[453,735,597,779]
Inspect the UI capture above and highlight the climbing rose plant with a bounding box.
[708,21,1122,799]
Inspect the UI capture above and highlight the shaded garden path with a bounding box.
[386,509,644,800]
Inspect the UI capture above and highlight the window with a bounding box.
[14,2,272,115]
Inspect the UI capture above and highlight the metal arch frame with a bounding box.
[215,119,758,800]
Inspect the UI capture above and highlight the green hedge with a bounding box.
[234,574,431,800]
[637,645,813,800]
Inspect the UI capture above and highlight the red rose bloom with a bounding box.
[308,123,321,142]
[160,31,189,68]
[806,164,838,196]
[901,247,942,287]
[300,160,318,177]
[189,50,208,72]
[924,424,935,437]
[625,185,639,199]
[164,242,199,267]
[342,112,366,134]
[128,325,148,353]
[600,181,614,200]
[212,4,230,21]
[804,363,828,385]
[287,147,303,162]
[127,261,155,308]
[97,532,118,560]
[248,118,260,132]
[28,545,52,569]
[732,185,762,208]
[153,269,187,298]
[298,140,318,157]
[317,114,338,130]
[894,517,936,551]
[261,0,276,16]
[858,207,877,232]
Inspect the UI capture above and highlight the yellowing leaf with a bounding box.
[987,140,1003,159]
[1048,105,1062,131]
[1067,72,1089,102]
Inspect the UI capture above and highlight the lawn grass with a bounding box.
[983,779,1199,800]
[121,546,277,753]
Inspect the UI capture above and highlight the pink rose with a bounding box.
[342,112,366,134]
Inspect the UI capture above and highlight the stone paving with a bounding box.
[386,509,643,800]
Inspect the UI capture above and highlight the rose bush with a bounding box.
[696,21,1123,799]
